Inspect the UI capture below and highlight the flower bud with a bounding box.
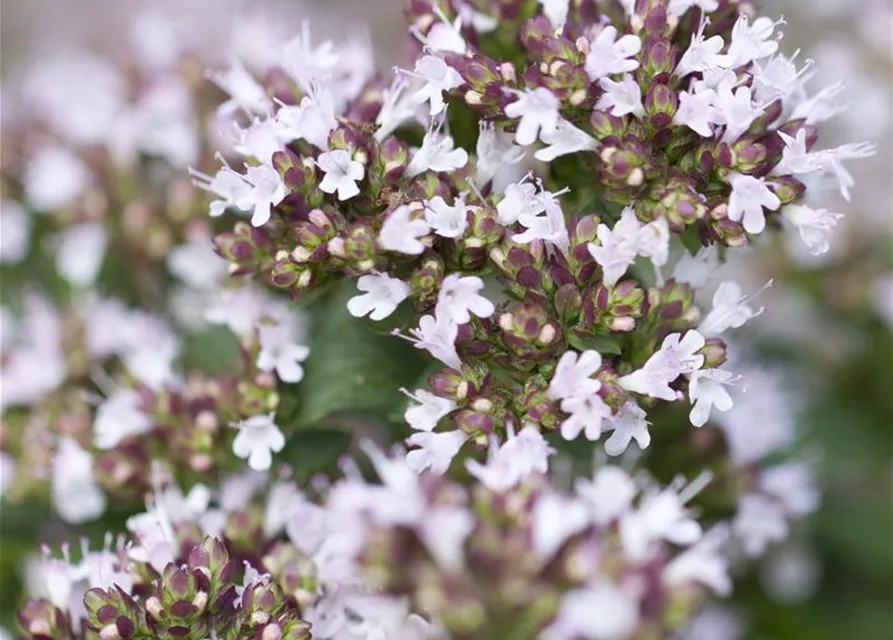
[770,175,806,205]
[700,337,728,368]
[583,280,645,333]
[644,83,677,127]
[410,254,445,305]
[343,221,380,274]
[375,136,410,183]
[640,36,675,79]
[520,377,562,430]
[649,173,706,232]
[498,298,564,364]
[554,283,584,325]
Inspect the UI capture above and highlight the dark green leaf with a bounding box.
[181,325,241,375]
[279,428,352,480]
[288,280,429,427]
[567,331,624,356]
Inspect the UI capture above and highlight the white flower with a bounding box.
[347,273,410,321]
[318,149,365,201]
[546,582,639,640]
[458,4,499,32]
[166,237,228,290]
[402,388,457,431]
[419,506,474,570]
[588,211,640,286]
[638,217,670,267]
[409,55,463,116]
[375,76,426,141]
[771,129,815,177]
[790,82,847,125]
[540,0,571,30]
[53,221,107,287]
[24,146,91,212]
[497,178,545,226]
[233,117,284,163]
[118,75,200,169]
[715,364,795,465]
[727,172,780,234]
[0,452,15,499]
[189,162,252,218]
[548,350,603,402]
[732,493,788,556]
[618,331,706,400]
[405,430,468,475]
[476,123,526,186]
[231,413,285,471]
[559,394,613,441]
[531,492,589,559]
[513,189,570,253]
[205,286,269,337]
[436,274,494,324]
[406,128,469,178]
[667,0,719,18]
[422,15,467,54]
[24,51,125,147]
[585,25,642,80]
[604,401,650,455]
[208,57,272,116]
[576,466,636,526]
[281,22,342,93]
[535,118,599,162]
[274,87,338,150]
[466,425,555,492]
[698,280,766,335]
[93,390,153,450]
[257,314,310,383]
[683,606,745,640]
[727,15,783,68]
[588,208,668,285]
[596,74,645,118]
[378,205,431,255]
[0,296,66,410]
[51,438,106,524]
[688,369,736,427]
[753,51,813,105]
[673,89,724,137]
[620,487,702,560]
[674,20,732,78]
[504,88,561,146]
[0,200,32,264]
[759,462,820,516]
[807,142,876,201]
[239,163,287,227]
[663,527,731,595]
[126,502,177,572]
[399,314,462,369]
[424,196,469,239]
[714,82,763,143]
[672,247,720,289]
[120,315,180,390]
[782,204,843,256]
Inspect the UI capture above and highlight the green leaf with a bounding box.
[288,280,429,428]
[680,224,703,255]
[567,331,624,356]
[279,428,352,481]
[181,325,241,375]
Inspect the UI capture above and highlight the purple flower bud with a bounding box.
[700,337,728,368]
[770,175,806,204]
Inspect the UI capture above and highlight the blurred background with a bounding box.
[1,0,891,638]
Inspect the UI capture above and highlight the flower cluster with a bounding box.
[201,0,870,473]
[1,0,874,638]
